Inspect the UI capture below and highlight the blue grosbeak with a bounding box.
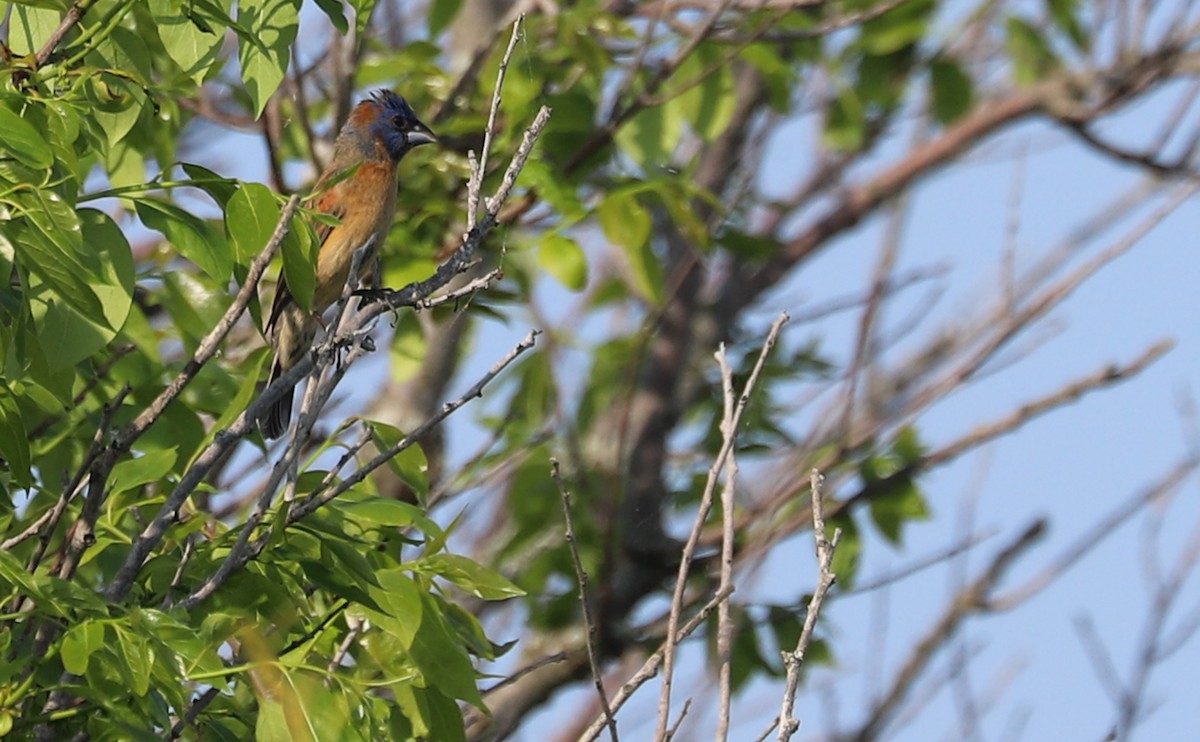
[260,90,436,439]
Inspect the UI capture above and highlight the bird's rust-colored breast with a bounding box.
[311,161,398,311]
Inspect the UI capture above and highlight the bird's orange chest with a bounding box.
[311,161,397,310]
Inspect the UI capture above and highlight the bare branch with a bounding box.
[774,470,841,742]
[468,15,525,233]
[715,346,738,742]
[577,585,734,742]
[655,313,788,740]
[552,458,619,742]
[846,521,1047,742]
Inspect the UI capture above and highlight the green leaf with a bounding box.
[598,190,660,301]
[87,77,147,152]
[181,162,239,207]
[410,593,484,708]
[0,382,32,489]
[537,233,588,291]
[427,0,462,35]
[823,88,864,151]
[61,620,106,675]
[109,448,178,495]
[868,477,930,545]
[312,0,348,32]
[151,0,225,83]
[114,625,153,696]
[8,188,107,319]
[827,513,860,588]
[368,569,423,644]
[423,689,467,742]
[418,554,525,601]
[0,551,48,606]
[930,58,974,124]
[297,558,379,610]
[0,101,53,169]
[93,25,153,81]
[136,198,232,282]
[279,209,318,313]
[671,43,736,142]
[891,425,926,464]
[1047,0,1089,51]
[208,347,270,436]
[347,0,376,35]
[28,209,134,370]
[331,494,444,541]
[859,0,935,55]
[1006,17,1060,85]
[237,0,300,116]
[321,538,381,590]
[370,424,429,501]
[252,665,328,742]
[6,5,59,55]
[226,182,280,268]
[388,311,428,383]
[615,101,683,170]
[719,229,779,261]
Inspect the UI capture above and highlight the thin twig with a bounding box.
[552,459,618,742]
[327,613,363,674]
[166,687,220,741]
[576,585,734,742]
[483,651,572,696]
[469,15,525,233]
[714,346,738,742]
[33,0,95,68]
[160,534,197,610]
[845,521,1047,742]
[773,470,841,742]
[666,698,692,740]
[655,313,788,741]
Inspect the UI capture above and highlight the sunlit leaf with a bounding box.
[151,0,225,83]
[1007,16,1060,85]
[0,100,53,169]
[418,554,525,600]
[136,198,232,282]
[61,621,106,675]
[237,0,300,116]
[537,233,588,291]
[109,448,178,495]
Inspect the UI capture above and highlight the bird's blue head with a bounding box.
[347,89,437,162]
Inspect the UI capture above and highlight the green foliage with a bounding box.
[862,427,931,545]
[930,58,974,124]
[537,232,588,291]
[1007,16,1060,85]
[0,1,523,738]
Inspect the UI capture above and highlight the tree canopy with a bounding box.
[2,0,1199,740]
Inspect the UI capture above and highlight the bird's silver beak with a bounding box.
[408,121,437,147]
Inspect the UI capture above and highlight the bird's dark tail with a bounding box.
[259,361,293,439]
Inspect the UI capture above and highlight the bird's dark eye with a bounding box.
[391,114,406,130]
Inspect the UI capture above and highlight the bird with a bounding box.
[259,89,436,439]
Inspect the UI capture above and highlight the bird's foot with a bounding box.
[353,287,391,306]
